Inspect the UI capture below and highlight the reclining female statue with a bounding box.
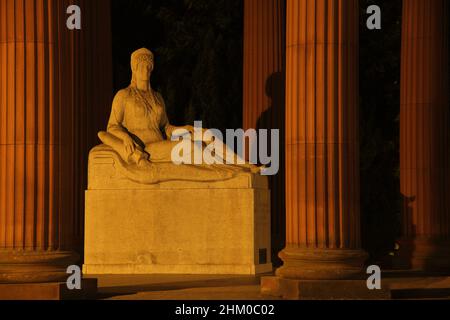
[97,48,259,184]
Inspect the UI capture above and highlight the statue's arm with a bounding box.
[107,90,131,141]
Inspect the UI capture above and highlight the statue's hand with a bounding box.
[183,125,209,138]
[183,125,196,136]
[123,135,137,156]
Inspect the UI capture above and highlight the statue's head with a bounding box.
[130,48,154,87]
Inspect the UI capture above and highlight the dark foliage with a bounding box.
[359,0,402,260]
[111,0,243,131]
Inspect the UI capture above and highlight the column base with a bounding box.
[261,277,390,300]
[0,250,79,284]
[276,247,368,280]
[0,279,97,300]
[393,238,450,273]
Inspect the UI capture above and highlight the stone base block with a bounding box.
[84,188,272,275]
[261,277,391,300]
[388,276,450,299]
[0,279,97,300]
[0,250,79,284]
[393,239,450,272]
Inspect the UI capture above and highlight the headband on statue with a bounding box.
[130,48,154,87]
[131,48,154,71]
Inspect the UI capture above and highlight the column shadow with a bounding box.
[256,72,286,267]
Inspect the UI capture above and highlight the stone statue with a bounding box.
[96,48,259,184]
[85,50,272,276]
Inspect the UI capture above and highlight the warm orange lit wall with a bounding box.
[399,0,450,270]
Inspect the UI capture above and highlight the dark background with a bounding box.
[111,0,243,133]
[110,0,447,261]
[359,0,402,262]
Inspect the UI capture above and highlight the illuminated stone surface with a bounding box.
[84,183,272,275]
[275,0,367,281]
[0,0,112,285]
[398,0,450,271]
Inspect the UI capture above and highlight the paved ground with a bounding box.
[87,274,278,300]
[84,273,450,300]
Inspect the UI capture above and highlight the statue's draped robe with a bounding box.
[97,87,251,184]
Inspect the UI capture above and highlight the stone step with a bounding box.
[391,288,450,300]
[387,276,450,300]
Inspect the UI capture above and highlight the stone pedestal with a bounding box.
[399,0,450,271]
[394,238,450,272]
[83,147,272,275]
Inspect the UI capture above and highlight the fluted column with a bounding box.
[68,0,113,251]
[276,0,366,280]
[0,0,112,283]
[243,0,285,264]
[399,0,450,271]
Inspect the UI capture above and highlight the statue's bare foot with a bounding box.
[250,164,267,174]
[130,148,150,167]
[137,158,149,167]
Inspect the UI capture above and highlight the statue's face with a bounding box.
[135,59,153,82]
